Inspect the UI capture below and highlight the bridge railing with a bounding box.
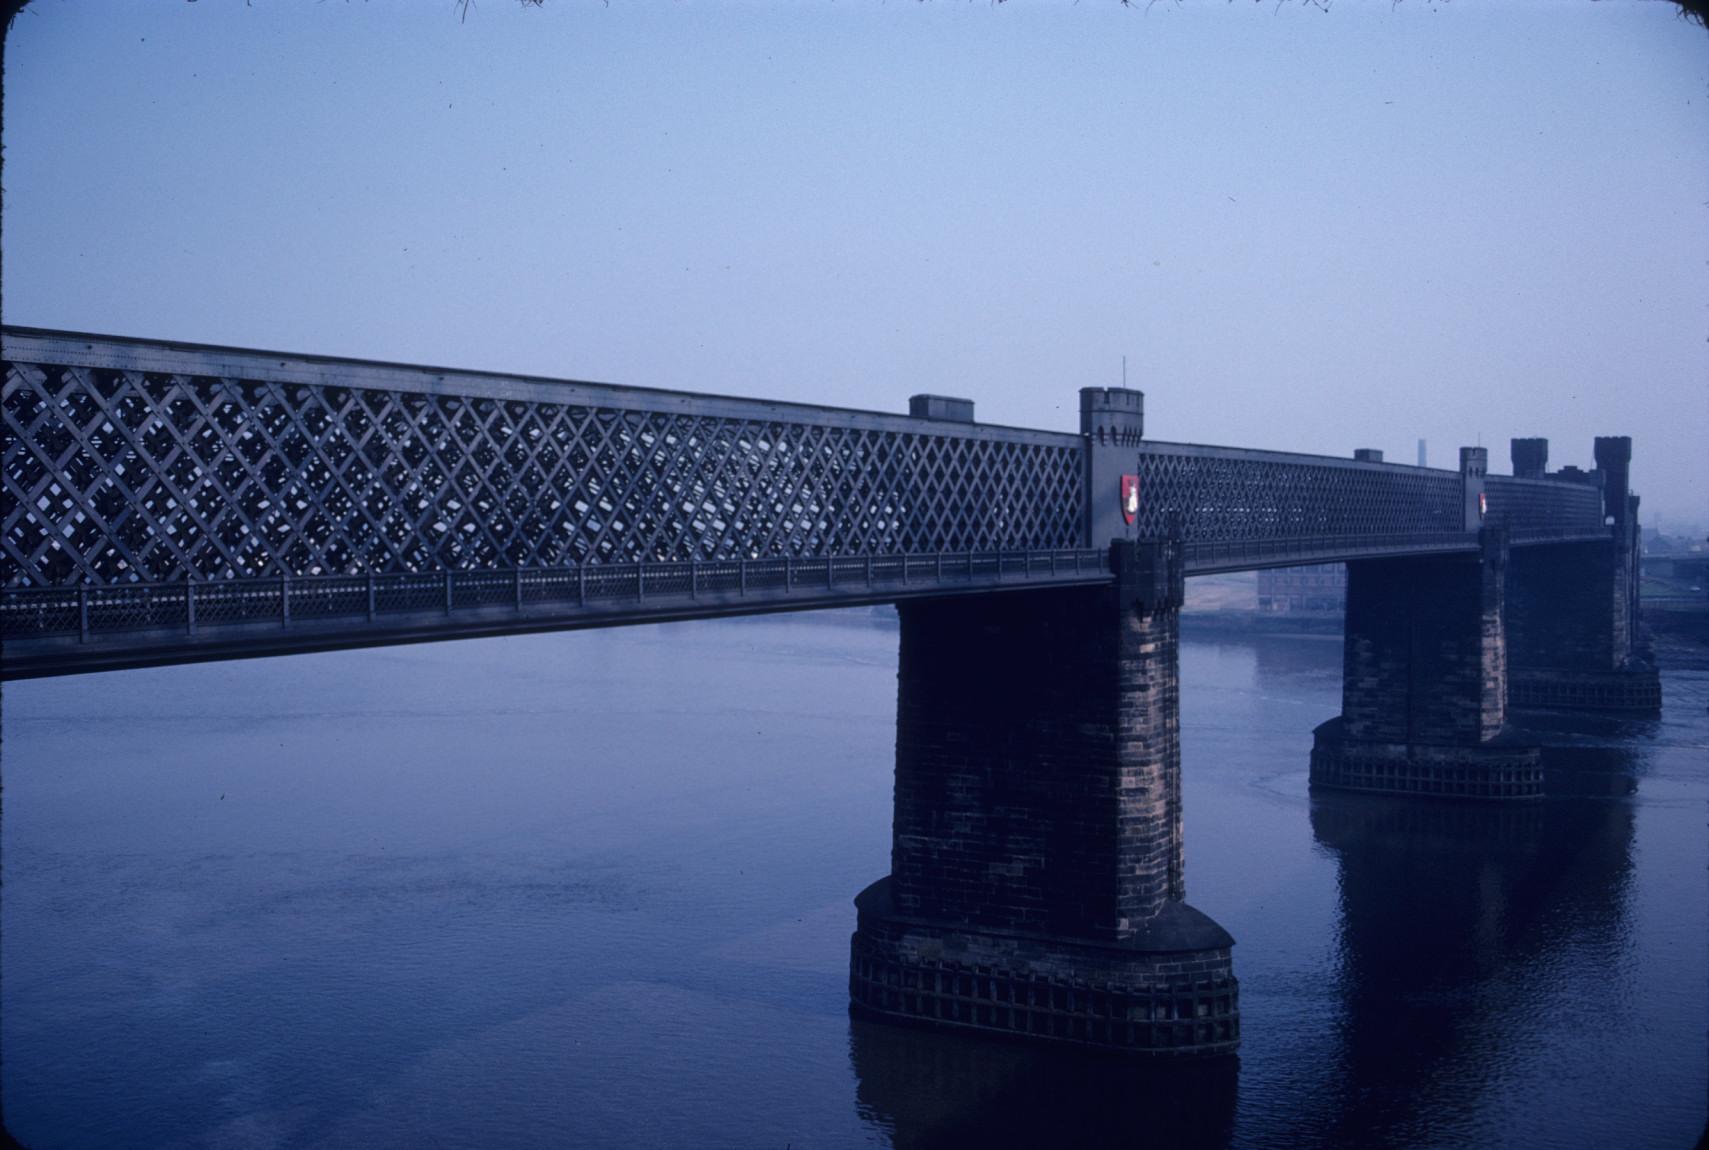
[3,327,1626,606]
[2,328,1086,591]
[0,548,1110,643]
[1484,475,1604,533]
[1182,531,1479,572]
[1182,523,1615,573]
[1504,524,1611,546]
[1132,441,1466,544]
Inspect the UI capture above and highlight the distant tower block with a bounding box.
[1417,439,1428,468]
[1511,438,1549,480]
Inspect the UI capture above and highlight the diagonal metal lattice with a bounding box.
[1484,475,1603,533]
[3,335,1084,587]
[1127,444,1467,542]
[3,329,1610,595]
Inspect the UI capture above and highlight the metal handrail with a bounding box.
[1179,525,1610,571]
[1182,532,1477,569]
[0,524,1622,645]
[0,548,1111,642]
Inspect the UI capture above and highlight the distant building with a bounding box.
[1257,564,1346,615]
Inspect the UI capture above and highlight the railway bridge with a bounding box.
[1,327,1660,1056]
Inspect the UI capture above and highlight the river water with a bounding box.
[3,611,1705,1149]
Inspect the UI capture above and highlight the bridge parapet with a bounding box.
[2,328,1084,589]
[1125,440,1463,544]
[2,326,1640,678]
[1484,475,1605,534]
[0,547,1110,679]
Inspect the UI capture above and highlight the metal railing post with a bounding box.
[827,557,834,589]
[578,564,587,606]
[691,560,699,599]
[186,580,196,635]
[637,564,645,602]
[79,586,89,643]
[785,557,793,591]
[514,568,523,611]
[866,555,873,587]
[281,574,290,626]
[445,571,454,615]
[935,553,942,581]
[740,559,747,596]
[368,572,377,621]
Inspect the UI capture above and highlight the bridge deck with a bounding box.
[2,527,1611,679]
[3,326,1613,678]
[1,549,1106,678]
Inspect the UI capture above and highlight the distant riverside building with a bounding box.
[1257,564,1347,615]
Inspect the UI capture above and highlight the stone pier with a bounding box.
[1504,437,1661,716]
[1311,523,1544,800]
[848,539,1239,1055]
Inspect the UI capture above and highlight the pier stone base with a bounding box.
[1507,667,1661,715]
[1310,716,1542,800]
[849,541,1238,1056]
[850,877,1237,1055]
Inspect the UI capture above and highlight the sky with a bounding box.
[4,0,1706,529]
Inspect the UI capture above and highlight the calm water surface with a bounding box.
[4,612,1705,1149]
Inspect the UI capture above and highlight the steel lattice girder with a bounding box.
[2,328,1608,589]
[1484,475,1603,531]
[1127,442,1466,541]
[3,330,1083,587]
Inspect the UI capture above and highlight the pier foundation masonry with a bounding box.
[1504,438,1660,716]
[1506,533,1660,715]
[849,539,1239,1055]
[1311,528,1544,799]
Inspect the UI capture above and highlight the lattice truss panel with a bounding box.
[1484,476,1603,532]
[2,360,1084,587]
[1130,447,1464,542]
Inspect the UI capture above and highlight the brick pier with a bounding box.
[1504,437,1660,716]
[849,540,1239,1055]
[1311,525,1544,799]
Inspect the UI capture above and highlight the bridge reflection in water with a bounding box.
[845,735,1640,1150]
[1297,757,1637,1149]
[847,1014,1238,1150]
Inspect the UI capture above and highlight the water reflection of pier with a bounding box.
[848,1015,1238,1150]
[1300,765,1636,1148]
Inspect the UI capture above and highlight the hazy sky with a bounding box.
[4,1,1706,526]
